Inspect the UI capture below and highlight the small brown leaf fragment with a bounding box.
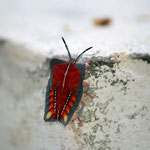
[93,18,111,26]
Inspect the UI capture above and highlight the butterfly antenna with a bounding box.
[62,37,72,60]
[74,46,93,62]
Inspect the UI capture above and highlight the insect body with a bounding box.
[44,37,92,126]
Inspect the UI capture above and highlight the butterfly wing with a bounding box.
[44,59,85,126]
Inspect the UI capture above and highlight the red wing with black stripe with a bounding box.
[44,58,85,126]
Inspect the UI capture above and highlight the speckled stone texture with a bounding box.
[0,41,150,150]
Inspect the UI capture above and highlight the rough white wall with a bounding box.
[0,42,150,150]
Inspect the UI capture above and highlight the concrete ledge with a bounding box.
[0,40,150,150]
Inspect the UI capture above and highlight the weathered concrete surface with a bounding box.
[0,41,150,150]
